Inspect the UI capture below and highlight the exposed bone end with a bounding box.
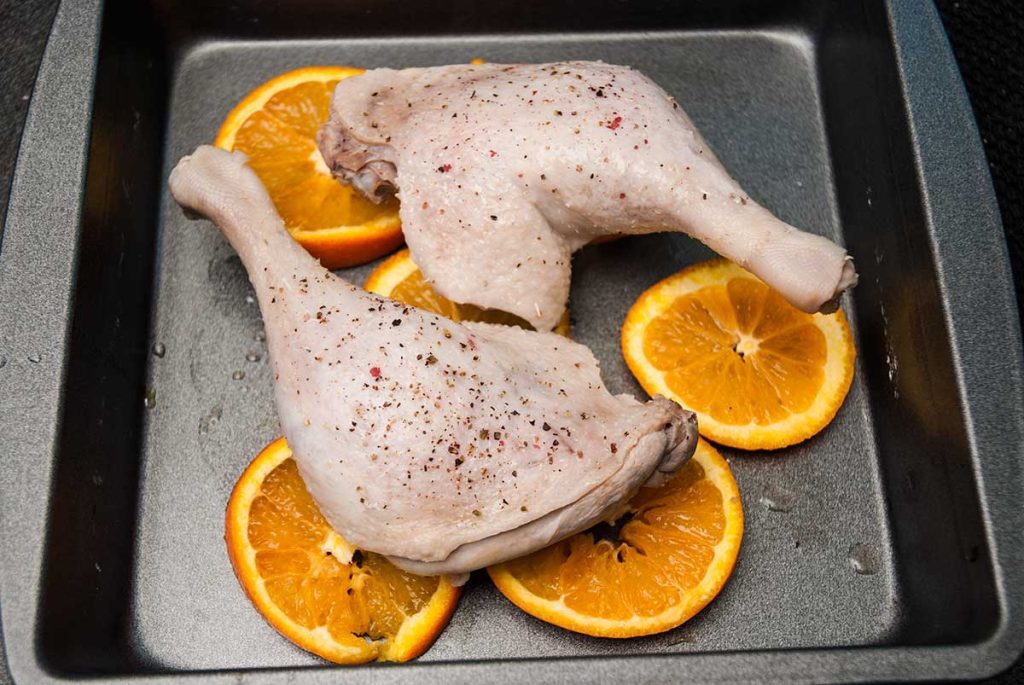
[316,116,399,203]
[642,404,699,489]
[817,256,859,314]
[348,160,398,203]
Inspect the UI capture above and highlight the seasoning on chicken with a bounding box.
[318,61,857,332]
[169,145,698,577]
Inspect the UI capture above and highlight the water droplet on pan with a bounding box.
[143,387,156,409]
[848,543,879,575]
[28,353,41,363]
[254,329,266,342]
[199,406,223,434]
[758,484,796,513]
[245,351,261,363]
[232,370,246,381]
[152,342,166,358]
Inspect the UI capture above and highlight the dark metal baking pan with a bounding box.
[1,0,1021,681]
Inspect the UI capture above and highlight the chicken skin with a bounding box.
[169,145,697,577]
[318,61,857,332]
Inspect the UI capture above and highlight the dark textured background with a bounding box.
[936,0,1023,334]
[0,0,1020,681]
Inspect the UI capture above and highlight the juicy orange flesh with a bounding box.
[642,278,826,426]
[230,80,399,232]
[390,268,538,328]
[500,459,724,619]
[389,265,572,333]
[247,458,438,643]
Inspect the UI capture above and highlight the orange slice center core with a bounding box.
[642,278,827,427]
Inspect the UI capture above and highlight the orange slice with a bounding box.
[215,66,403,269]
[622,258,855,450]
[488,439,742,637]
[225,437,461,663]
[365,248,572,336]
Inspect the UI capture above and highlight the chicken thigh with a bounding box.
[318,61,857,332]
[169,145,697,576]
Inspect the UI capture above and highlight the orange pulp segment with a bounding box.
[216,66,403,268]
[364,248,572,336]
[488,439,743,637]
[622,258,855,450]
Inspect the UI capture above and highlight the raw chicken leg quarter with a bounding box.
[169,146,698,577]
[318,61,858,332]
